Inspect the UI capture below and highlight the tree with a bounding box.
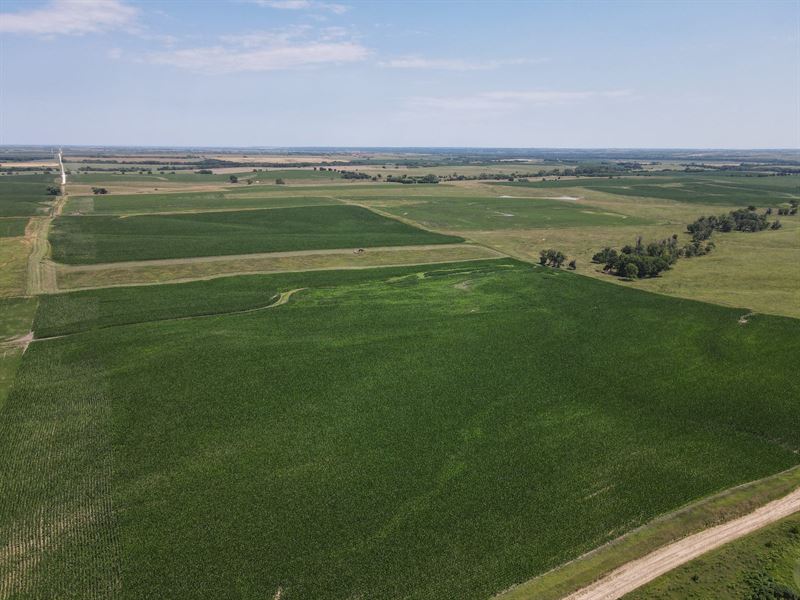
[275,178,286,185]
[771,219,782,230]
[46,186,60,196]
[229,175,239,183]
[625,263,639,279]
[568,259,577,270]
[538,250,548,265]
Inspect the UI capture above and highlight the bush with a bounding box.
[539,248,566,268]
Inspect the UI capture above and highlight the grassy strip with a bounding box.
[496,466,800,600]
[53,244,496,290]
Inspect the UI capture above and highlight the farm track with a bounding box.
[25,153,66,295]
[562,486,800,600]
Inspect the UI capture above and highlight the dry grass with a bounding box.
[0,236,30,297]
[54,244,502,290]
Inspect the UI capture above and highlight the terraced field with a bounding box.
[50,205,463,264]
[2,260,798,599]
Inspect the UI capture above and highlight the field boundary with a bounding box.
[53,254,508,292]
[494,465,800,600]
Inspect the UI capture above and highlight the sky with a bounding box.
[1,0,798,148]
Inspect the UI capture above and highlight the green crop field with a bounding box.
[0,174,56,216]
[49,204,463,264]
[0,217,28,237]
[497,174,800,206]
[65,191,342,215]
[2,260,798,599]
[374,196,647,230]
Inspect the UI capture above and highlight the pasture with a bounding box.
[2,260,798,599]
[49,205,462,264]
[373,195,646,230]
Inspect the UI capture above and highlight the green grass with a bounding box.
[497,174,800,206]
[2,261,799,599]
[624,513,800,599]
[0,174,56,216]
[65,191,341,215]
[0,217,28,237]
[49,205,463,264]
[375,196,646,230]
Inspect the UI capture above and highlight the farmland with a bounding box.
[498,173,800,206]
[50,205,463,264]
[1,147,799,600]
[0,174,56,216]
[2,259,799,599]
[65,190,342,215]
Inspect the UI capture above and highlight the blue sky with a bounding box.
[1,0,798,148]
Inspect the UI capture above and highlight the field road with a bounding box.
[25,150,67,295]
[562,486,800,600]
[58,149,66,186]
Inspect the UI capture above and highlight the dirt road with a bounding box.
[563,487,800,600]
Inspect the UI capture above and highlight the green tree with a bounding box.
[625,263,639,279]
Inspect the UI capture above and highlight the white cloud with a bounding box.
[380,56,548,71]
[250,0,349,14]
[409,90,633,112]
[0,0,136,35]
[149,41,368,73]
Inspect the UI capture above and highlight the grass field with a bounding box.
[0,174,56,217]
[0,236,31,298]
[624,513,800,599]
[497,174,800,206]
[49,205,463,264]
[54,244,498,290]
[371,196,647,230]
[2,260,798,599]
[65,191,342,215]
